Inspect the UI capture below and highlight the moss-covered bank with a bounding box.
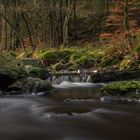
[35,46,140,71]
[40,48,104,71]
[0,53,53,96]
[101,81,140,99]
[16,44,140,72]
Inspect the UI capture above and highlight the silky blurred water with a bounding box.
[0,82,140,140]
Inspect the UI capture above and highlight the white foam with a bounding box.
[53,81,105,89]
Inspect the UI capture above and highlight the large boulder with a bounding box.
[0,74,16,91]
[22,77,53,94]
[0,53,25,90]
[6,77,53,96]
[24,65,48,79]
[101,81,140,100]
[20,58,49,79]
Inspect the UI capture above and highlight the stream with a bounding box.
[0,81,140,140]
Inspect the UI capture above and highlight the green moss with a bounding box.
[70,53,82,61]
[41,51,59,65]
[52,61,64,71]
[69,51,101,69]
[68,63,81,71]
[99,46,126,67]
[134,45,140,53]
[41,49,73,66]
[101,81,140,99]
[59,49,74,61]
[0,53,25,78]
[100,56,120,67]
[119,58,138,70]
[39,47,129,70]
[24,65,47,79]
[89,51,103,60]
[75,55,94,68]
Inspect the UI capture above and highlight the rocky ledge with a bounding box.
[0,53,53,96]
[101,81,140,100]
[91,69,140,83]
[6,77,53,96]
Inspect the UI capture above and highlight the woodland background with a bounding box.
[0,0,140,51]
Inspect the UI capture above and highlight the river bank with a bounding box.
[1,51,140,101]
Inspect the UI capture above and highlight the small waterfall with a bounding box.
[48,71,93,84]
[61,75,73,82]
[86,75,92,83]
[81,74,89,82]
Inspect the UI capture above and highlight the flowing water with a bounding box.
[0,81,140,140]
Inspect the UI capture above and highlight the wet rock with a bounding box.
[52,62,64,71]
[0,53,25,90]
[0,73,16,91]
[23,77,53,94]
[7,77,53,95]
[91,69,140,83]
[24,65,48,79]
[6,81,23,95]
[101,81,140,100]
[20,58,49,79]
[20,58,43,67]
[0,90,4,97]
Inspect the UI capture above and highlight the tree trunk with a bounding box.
[73,0,77,41]
[59,0,63,44]
[4,5,8,50]
[21,13,35,51]
[63,0,71,47]
[0,13,25,49]
[124,0,131,50]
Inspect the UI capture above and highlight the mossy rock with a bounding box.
[134,45,140,54]
[75,55,94,68]
[52,62,64,71]
[0,53,25,90]
[41,51,59,65]
[69,53,95,69]
[70,53,82,61]
[24,65,48,79]
[100,56,120,67]
[41,49,73,66]
[119,58,138,70]
[22,77,53,94]
[101,81,140,99]
[68,63,81,71]
[59,49,74,61]
[20,58,43,67]
[40,49,104,70]
[0,53,25,79]
[89,51,103,61]
[7,77,53,95]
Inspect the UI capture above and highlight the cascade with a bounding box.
[48,74,92,84]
